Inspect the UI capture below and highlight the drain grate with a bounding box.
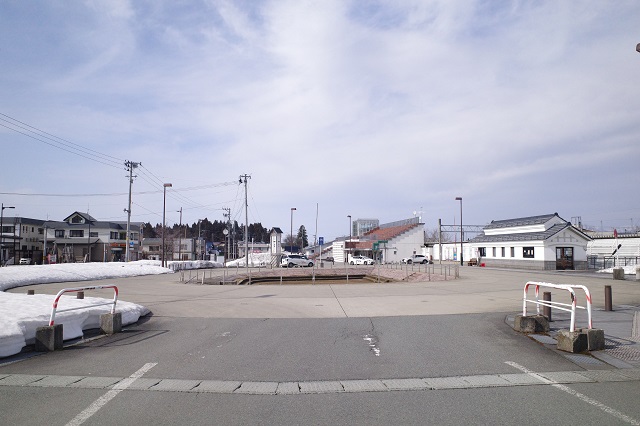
[606,346,640,363]
[563,354,605,365]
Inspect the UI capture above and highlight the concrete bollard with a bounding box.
[636,266,640,281]
[605,285,612,311]
[77,291,84,299]
[27,289,35,295]
[613,267,625,280]
[35,324,63,352]
[100,312,122,335]
[556,330,588,353]
[543,292,551,321]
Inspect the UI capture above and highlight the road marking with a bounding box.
[65,363,156,426]
[506,361,640,425]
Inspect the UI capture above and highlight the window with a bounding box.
[492,247,496,257]
[90,232,98,238]
[110,232,119,240]
[510,247,515,257]
[55,230,65,238]
[478,247,486,257]
[70,230,84,237]
[71,216,83,224]
[523,247,534,258]
[501,247,505,257]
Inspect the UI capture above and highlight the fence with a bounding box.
[49,285,119,326]
[522,281,592,332]
[587,256,639,270]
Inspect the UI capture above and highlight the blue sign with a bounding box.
[318,237,324,245]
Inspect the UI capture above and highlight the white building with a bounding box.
[468,213,591,270]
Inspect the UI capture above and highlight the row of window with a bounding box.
[478,247,535,259]
[53,230,132,239]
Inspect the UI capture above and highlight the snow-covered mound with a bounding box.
[0,292,149,358]
[167,260,224,271]
[0,260,172,292]
[597,264,640,275]
[226,252,274,267]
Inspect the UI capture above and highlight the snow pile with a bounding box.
[0,260,157,358]
[0,260,172,292]
[0,292,149,358]
[226,252,274,267]
[597,264,640,275]
[167,260,223,271]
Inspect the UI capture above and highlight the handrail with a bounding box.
[49,285,119,326]
[523,281,592,332]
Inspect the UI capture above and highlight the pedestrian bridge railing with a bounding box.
[522,281,593,332]
[49,285,119,326]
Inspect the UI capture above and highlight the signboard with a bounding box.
[318,237,324,245]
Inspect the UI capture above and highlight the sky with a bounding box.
[1,1,639,241]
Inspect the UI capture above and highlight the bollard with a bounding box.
[77,291,84,299]
[27,289,35,295]
[605,285,612,311]
[543,292,551,321]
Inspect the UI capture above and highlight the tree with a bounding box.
[297,225,308,248]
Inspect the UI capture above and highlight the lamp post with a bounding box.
[162,183,172,267]
[290,207,296,253]
[347,214,352,264]
[177,207,182,262]
[455,197,463,266]
[1,204,15,267]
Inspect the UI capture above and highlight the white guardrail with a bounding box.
[49,285,119,327]
[523,281,593,332]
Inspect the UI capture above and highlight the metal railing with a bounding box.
[49,285,119,326]
[523,281,592,332]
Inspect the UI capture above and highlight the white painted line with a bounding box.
[506,361,640,426]
[65,363,157,426]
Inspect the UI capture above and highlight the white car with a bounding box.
[402,255,430,264]
[281,254,314,268]
[350,255,375,265]
[19,258,31,265]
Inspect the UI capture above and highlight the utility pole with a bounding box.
[223,207,231,262]
[239,174,251,269]
[177,207,182,262]
[124,161,139,262]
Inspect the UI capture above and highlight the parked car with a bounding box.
[19,258,31,265]
[281,254,314,268]
[350,255,375,265]
[401,255,431,264]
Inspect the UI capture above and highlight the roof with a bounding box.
[270,227,283,234]
[363,222,421,242]
[471,223,591,243]
[63,212,97,222]
[484,213,560,230]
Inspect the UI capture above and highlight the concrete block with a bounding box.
[35,324,63,352]
[556,330,588,353]
[100,312,122,335]
[579,328,605,351]
[514,314,549,333]
[613,267,625,280]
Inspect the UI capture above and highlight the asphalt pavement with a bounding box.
[2,265,640,425]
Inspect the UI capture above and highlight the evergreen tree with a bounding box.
[297,225,308,248]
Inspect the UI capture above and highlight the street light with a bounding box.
[347,214,352,264]
[636,43,640,53]
[290,207,296,253]
[162,183,172,267]
[1,203,15,267]
[455,197,463,266]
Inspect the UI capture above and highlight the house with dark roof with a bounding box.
[469,213,591,270]
[44,211,142,262]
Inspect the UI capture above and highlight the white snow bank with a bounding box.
[0,260,172,292]
[597,265,639,275]
[0,292,149,358]
[226,252,274,267]
[167,260,224,271]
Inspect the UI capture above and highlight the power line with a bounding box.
[0,113,124,168]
